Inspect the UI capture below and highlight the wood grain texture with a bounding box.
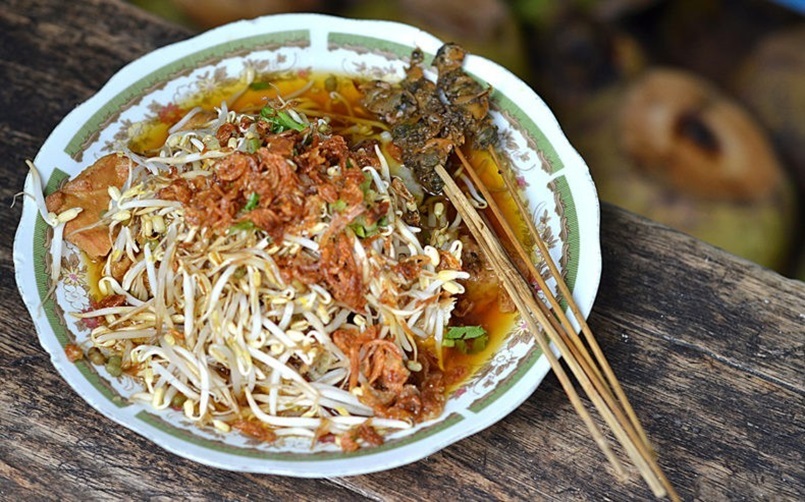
[1,1,803,500]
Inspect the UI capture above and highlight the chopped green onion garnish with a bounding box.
[244,137,262,153]
[244,192,260,211]
[260,106,306,133]
[228,220,256,234]
[443,326,489,354]
[359,171,372,194]
[329,199,347,213]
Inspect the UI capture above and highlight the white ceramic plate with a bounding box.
[14,13,600,476]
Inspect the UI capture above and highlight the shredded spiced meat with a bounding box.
[332,325,446,424]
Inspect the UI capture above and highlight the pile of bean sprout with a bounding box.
[51,102,473,446]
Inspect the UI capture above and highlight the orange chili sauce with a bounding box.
[128,73,528,390]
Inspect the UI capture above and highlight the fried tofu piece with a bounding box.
[45,154,130,258]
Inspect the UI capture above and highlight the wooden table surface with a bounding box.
[1,1,803,500]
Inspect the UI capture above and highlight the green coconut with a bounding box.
[564,69,796,271]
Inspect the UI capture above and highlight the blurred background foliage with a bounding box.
[130,0,805,279]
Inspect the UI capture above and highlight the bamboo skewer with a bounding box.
[434,165,627,478]
[454,150,605,384]
[489,145,651,447]
[488,150,677,502]
[438,163,664,495]
[466,154,679,497]
[440,163,654,487]
[435,154,679,500]
[454,149,639,442]
[456,151,676,497]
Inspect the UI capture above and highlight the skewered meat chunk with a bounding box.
[361,44,498,194]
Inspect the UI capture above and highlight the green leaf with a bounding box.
[329,199,347,213]
[249,81,271,90]
[349,216,379,239]
[228,220,256,234]
[276,111,305,132]
[359,171,372,194]
[260,106,275,119]
[243,192,260,211]
[470,336,487,353]
[244,137,262,153]
[445,326,487,340]
[443,325,489,354]
[351,223,367,238]
[259,106,305,133]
